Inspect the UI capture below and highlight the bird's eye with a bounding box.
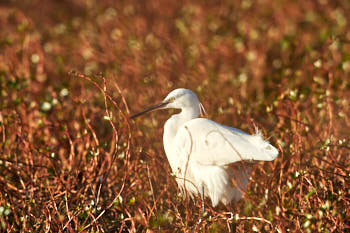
[169,97,175,102]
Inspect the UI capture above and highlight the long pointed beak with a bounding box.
[130,101,169,119]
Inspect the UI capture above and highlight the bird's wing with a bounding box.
[173,118,278,166]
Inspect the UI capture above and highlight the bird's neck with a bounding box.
[163,107,200,161]
[178,106,200,123]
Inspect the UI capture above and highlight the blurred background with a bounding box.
[0,0,349,232]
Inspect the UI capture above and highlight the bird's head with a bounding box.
[131,88,206,119]
[163,88,199,109]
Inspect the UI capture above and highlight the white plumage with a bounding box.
[131,88,278,207]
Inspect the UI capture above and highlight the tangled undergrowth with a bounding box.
[1,0,349,232]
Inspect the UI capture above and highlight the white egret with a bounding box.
[131,88,278,208]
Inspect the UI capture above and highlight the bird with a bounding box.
[131,88,278,208]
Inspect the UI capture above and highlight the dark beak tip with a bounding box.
[130,114,139,119]
[129,101,168,120]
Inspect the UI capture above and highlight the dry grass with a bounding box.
[0,0,350,232]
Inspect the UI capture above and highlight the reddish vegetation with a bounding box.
[0,0,349,232]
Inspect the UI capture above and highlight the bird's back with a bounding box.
[174,118,278,166]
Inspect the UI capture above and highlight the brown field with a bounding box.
[0,0,349,232]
